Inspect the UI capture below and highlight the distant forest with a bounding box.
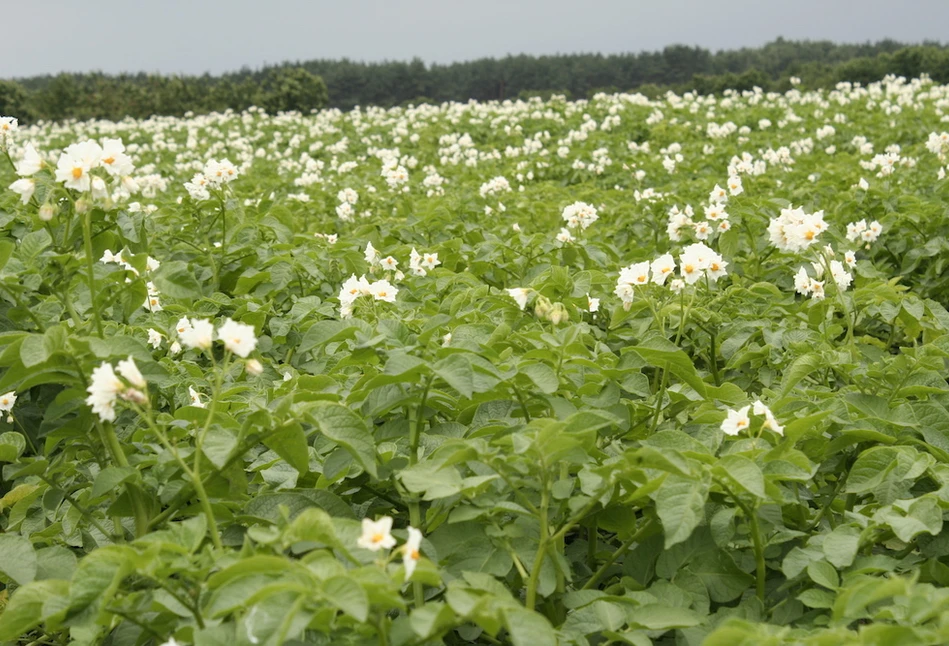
[2,38,949,122]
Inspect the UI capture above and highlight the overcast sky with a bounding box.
[2,0,947,79]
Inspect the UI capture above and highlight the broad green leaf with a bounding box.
[502,607,557,646]
[655,471,710,548]
[90,466,138,499]
[152,260,203,299]
[323,576,369,622]
[0,431,26,462]
[0,579,70,640]
[715,454,766,499]
[263,422,309,474]
[0,534,37,585]
[433,353,476,398]
[303,402,377,478]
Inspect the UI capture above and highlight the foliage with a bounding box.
[0,75,949,645]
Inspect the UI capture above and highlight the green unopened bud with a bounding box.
[548,302,569,325]
[38,203,57,221]
[534,295,552,319]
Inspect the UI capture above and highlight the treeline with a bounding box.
[0,67,329,123]
[2,38,949,122]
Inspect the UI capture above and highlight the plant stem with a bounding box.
[191,353,228,550]
[719,479,766,602]
[407,374,432,608]
[582,518,655,590]
[95,420,149,538]
[81,209,104,337]
[525,486,550,610]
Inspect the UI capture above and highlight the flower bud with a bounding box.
[74,198,92,214]
[39,203,57,221]
[548,302,569,325]
[534,295,552,319]
[245,358,263,375]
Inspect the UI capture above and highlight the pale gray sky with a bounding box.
[3,0,947,78]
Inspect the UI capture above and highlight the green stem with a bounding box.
[582,519,655,590]
[525,486,550,610]
[719,480,765,602]
[95,421,149,538]
[81,208,104,337]
[407,374,433,608]
[191,353,228,550]
[709,327,721,386]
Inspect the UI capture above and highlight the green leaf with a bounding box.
[655,472,710,548]
[689,549,754,602]
[0,239,15,272]
[502,607,557,646]
[286,507,340,548]
[68,545,138,615]
[323,576,368,622]
[845,447,900,494]
[0,431,26,462]
[298,320,363,355]
[152,260,203,299]
[90,466,138,499]
[807,560,839,590]
[627,604,704,630]
[797,588,835,609]
[0,534,37,585]
[19,334,48,368]
[715,454,766,499]
[822,525,861,568]
[433,353,476,398]
[518,361,559,394]
[631,336,707,397]
[263,422,309,474]
[780,352,822,396]
[203,427,239,470]
[303,402,377,478]
[0,579,70,640]
[410,602,456,640]
[19,229,51,261]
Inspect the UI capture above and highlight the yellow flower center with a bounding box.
[409,549,420,560]
[737,419,747,428]
[372,533,384,543]
[684,264,695,274]
[805,230,815,240]
[72,167,83,179]
[103,156,115,165]
[378,291,387,298]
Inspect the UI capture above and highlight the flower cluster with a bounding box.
[336,187,358,221]
[767,205,828,253]
[721,400,784,436]
[175,317,259,357]
[338,274,398,318]
[184,158,238,200]
[0,116,17,150]
[614,244,727,307]
[845,219,883,248]
[86,357,148,422]
[408,248,441,276]
[357,517,425,579]
[0,390,16,423]
[561,201,599,230]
